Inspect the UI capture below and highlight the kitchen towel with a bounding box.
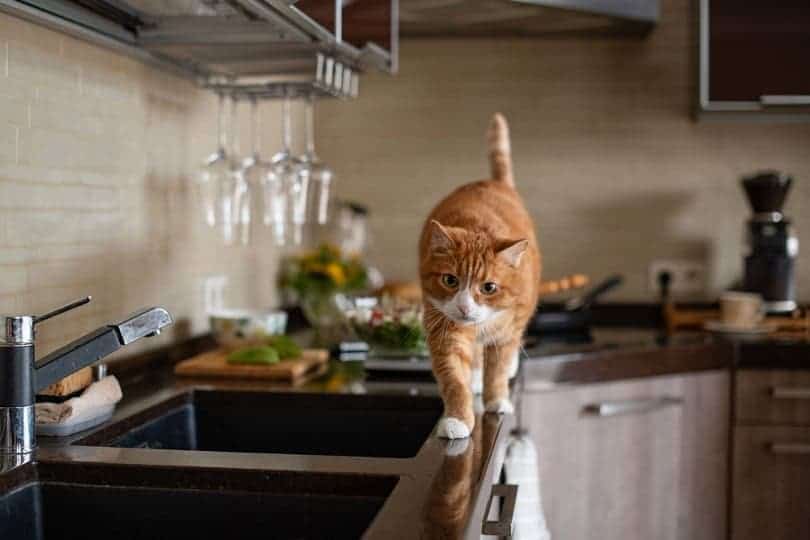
[36,375,122,425]
[504,432,551,540]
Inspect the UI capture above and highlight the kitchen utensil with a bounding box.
[564,275,622,311]
[208,309,288,349]
[528,274,624,334]
[174,348,328,382]
[742,171,793,214]
[740,171,798,313]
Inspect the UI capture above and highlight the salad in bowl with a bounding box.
[338,296,427,357]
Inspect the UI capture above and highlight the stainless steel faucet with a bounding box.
[0,297,172,459]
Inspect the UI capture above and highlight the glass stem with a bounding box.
[281,95,292,155]
[251,98,260,158]
[216,93,226,152]
[228,94,239,159]
[305,95,316,159]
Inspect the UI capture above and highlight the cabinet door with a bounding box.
[707,0,810,103]
[732,425,810,540]
[523,371,728,540]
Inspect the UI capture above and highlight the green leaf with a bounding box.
[227,346,281,365]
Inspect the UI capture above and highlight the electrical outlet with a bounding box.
[649,259,707,296]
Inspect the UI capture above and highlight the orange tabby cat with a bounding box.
[419,113,541,439]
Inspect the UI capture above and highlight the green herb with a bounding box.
[265,335,301,359]
[353,320,424,351]
[227,346,280,365]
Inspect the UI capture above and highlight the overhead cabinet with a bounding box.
[699,0,810,115]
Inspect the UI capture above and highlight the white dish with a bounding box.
[704,320,773,336]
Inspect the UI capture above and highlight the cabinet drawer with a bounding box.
[732,425,810,540]
[736,370,810,425]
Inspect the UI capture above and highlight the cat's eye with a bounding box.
[441,274,459,289]
[481,282,498,295]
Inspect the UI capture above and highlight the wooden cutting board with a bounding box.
[174,348,329,382]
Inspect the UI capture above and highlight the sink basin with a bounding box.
[78,390,443,458]
[0,464,397,540]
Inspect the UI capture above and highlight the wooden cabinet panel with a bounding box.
[677,371,730,540]
[731,425,810,540]
[736,370,810,426]
[524,372,728,540]
[708,0,810,102]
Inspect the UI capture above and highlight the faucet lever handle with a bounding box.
[34,296,92,325]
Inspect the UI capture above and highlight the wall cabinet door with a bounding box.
[523,371,729,540]
[700,0,810,115]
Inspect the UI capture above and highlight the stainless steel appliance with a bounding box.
[0,297,172,469]
[741,171,799,313]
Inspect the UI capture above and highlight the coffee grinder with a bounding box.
[741,171,798,313]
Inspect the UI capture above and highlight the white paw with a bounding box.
[485,398,514,415]
[444,437,470,456]
[508,350,520,379]
[436,416,471,439]
[470,368,483,394]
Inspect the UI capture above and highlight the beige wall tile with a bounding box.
[0,12,284,361]
[0,265,26,294]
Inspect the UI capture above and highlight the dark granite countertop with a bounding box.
[522,329,731,389]
[5,326,809,539]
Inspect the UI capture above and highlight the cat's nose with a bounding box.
[458,305,470,317]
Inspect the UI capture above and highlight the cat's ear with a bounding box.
[429,220,455,251]
[496,239,528,268]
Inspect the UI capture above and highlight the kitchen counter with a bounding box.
[5,326,810,539]
[522,328,731,388]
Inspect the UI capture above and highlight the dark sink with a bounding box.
[78,390,443,458]
[0,464,397,540]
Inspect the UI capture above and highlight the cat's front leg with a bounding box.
[429,327,476,439]
[483,338,520,414]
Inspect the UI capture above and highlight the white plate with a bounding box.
[704,320,773,336]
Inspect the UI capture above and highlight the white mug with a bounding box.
[720,292,764,328]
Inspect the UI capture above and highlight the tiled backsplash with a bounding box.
[0,13,290,358]
[317,0,810,301]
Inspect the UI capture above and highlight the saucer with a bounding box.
[704,320,773,336]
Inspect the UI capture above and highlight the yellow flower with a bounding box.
[324,263,346,286]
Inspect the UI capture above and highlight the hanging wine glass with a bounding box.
[232,97,268,246]
[197,93,230,229]
[218,94,240,245]
[267,93,304,246]
[298,95,334,227]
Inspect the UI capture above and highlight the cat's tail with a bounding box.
[488,113,514,186]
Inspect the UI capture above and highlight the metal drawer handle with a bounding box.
[771,387,810,400]
[770,443,810,455]
[581,396,683,418]
[482,483,518,538]
[760,95,810,106]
